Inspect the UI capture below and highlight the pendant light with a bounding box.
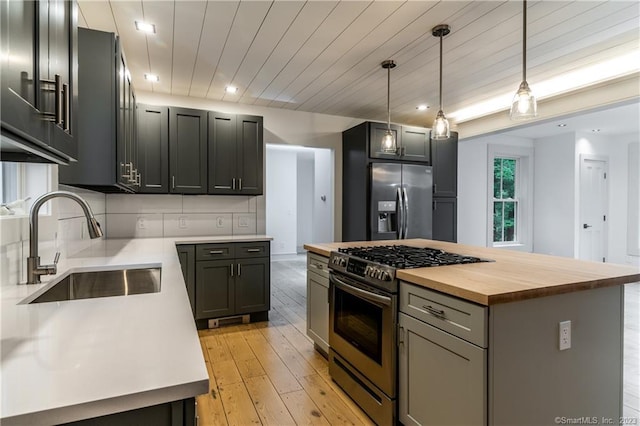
[431,24,451,140]
[381,59,397,153]
[510,0,537,120]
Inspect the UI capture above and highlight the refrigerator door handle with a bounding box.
[402,186,409,239]
[397,187,404,239]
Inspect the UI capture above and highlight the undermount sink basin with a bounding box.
[27,266,161,304]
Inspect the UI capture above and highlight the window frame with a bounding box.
[0,162,53,218]
[487,144,533,252]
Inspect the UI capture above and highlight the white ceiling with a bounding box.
[77,1,640,128]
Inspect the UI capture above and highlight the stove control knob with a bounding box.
[370,267,379,278]
[364,266,371,276]
[380,271,391,281]
[340,258,347,267]
[376,270,384,280]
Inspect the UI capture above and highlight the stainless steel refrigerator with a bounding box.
[370,163,433,240]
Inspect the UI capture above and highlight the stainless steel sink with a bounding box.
[27,267,161,304]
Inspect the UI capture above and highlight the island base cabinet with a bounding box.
[307,269,329,354]
[61,397,195,426]
[398,312,487,426]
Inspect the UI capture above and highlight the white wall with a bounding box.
[266,149,298,255]
[297,152,314,252]
[533,133,577,258]
[629,142,640,258]
[312,149,334,244]
[137,91,361,241]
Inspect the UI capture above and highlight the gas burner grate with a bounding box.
[338,245,490,269]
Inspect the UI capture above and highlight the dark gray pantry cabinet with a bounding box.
[177,242,270,330]
[0,0,78,164]
[59,27,139,192]
[135,107,264,195]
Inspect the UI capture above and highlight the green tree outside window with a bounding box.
[493,158,518,243]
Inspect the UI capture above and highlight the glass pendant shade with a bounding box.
[381,130,396,153]
[510,81,537,119]
[431,110,450,140]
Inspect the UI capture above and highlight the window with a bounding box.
[488,144,533,251]
[493,157,518,243]
[0,162,52,216]
[0,162,21,205]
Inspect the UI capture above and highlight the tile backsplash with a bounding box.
[1,180,264,286]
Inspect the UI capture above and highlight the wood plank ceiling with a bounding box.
[78,1,640,127]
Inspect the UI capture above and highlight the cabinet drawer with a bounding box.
[235,241,270,259]
[196,244,234,261]
[307,253,329,279]
[399,282,487,348]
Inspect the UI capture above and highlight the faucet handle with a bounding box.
[53,251,61,265]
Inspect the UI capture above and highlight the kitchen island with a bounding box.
[0,235,270,425]
[305,239,640,425]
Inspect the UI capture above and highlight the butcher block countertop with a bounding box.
[303,239,640,305]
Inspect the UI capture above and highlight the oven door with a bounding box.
[329,272,397,397]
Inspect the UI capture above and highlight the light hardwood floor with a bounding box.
[197,254,640,424]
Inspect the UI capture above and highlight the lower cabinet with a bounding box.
[177,241,270,328]
[398,282,487,426]
[432,197,457,243]
[306,253,330,355]
[61,397,195,426]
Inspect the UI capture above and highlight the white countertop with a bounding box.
[1,235,271,425]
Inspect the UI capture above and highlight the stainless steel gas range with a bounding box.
[327,245,490,425]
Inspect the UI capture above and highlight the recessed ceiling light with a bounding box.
[557,123,567,127]
[144,73,159,82]
[416,105,428,111]
[225,85,238,94]
[135,21,156,34]
[592,129,601,132]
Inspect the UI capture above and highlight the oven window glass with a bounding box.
[334,287,383,364]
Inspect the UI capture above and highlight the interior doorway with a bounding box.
[265,144,334,255]
[578,155,609,262]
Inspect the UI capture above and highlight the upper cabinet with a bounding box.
[137,104,169,193]
[1,0,78,164]
[431,132,458,198]
[169,107,207,194]
[359,122,431,164]
[209,113,263,195]
[59,28,138,192]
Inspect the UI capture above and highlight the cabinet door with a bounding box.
[208,112,237,194]
[401,126,430,163]
[196,260,234,319]
[177,245,196,316]
[45,0,77,159]
[1,1,53,156]
[368,122,402,160]
[235,257,270,315]
[398,313,486,426]
[432,197,457,243]
[432,133,458,197]
[169,107,207,194]
[117,52,128,186]
[137,105,169,193]
[236,115,263,195]
[307,270,329,353]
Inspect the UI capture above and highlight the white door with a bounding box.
[579,156,608,262]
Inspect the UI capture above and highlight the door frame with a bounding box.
[577,154,609,262]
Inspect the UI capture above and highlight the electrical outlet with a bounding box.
[216,217,224,228]
[559,320,571,350]
[239,216,248,227]
[179,216,188,229]
[137,217,146,229]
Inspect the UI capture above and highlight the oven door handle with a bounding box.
[331,274,392,307]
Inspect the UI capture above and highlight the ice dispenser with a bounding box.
[377,201,397,233]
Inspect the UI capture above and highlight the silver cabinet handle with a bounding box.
[122,162,131,179]
[230,263,234,277]
[40,75,62,125]
[209,250,224,254]
[62,82,70,131]
[310,263,323,270]
[237,263,241,276]
[136,172,141,186]
[238,178,242,190]
[423,305,446,319]
[246,248,261,253]
[232,178,236,190]
[172,176,176,189]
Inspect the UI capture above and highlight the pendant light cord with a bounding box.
[439,33,443,111]
[522,0,527,82]
[387,64,391,131]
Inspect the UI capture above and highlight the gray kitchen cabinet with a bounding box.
[178,241,270,328]
[169,107,207,194]
[368,122,430,163]
[59,28,139,192]
[62,397,195,426]
[0,0,78,164]
[176,245,196,315]
[306,253,330,355]
[432,197,457,243]
[431,133,458,198]
[137,104,169,193]
[208,112,264,195]
[399,282,487,426]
